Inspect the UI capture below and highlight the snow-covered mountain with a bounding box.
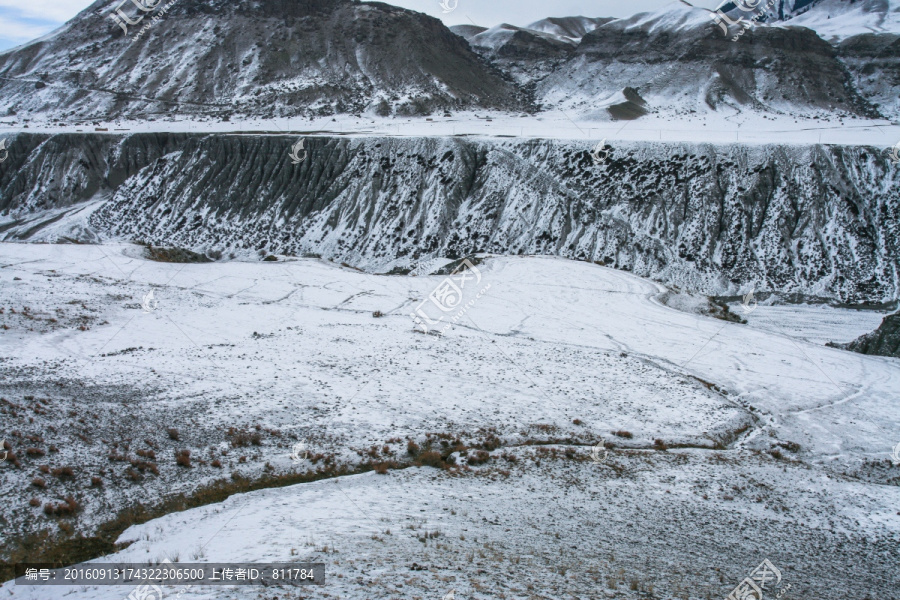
[770,0,900,40]
[0,0,896,122]
[505,2,886,119]
[525,16,614,43]
[0,0,525,121]
[2,133,898,303]
[447,2,896,120]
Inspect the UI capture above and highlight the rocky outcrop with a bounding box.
[835,312,900,357]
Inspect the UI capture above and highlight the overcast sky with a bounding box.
[0,0,722,52]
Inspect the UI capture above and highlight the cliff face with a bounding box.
[2,133,898,303]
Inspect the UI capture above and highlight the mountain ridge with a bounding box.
[0,0,896,121]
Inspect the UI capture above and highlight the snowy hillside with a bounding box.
[2,133,898,303]
[773,0,900,39]
[0,0,524,121]
[1,244,898,599]
[0,0,898,596]
[0,0,896,122]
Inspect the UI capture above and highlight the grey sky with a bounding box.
[0,0,723,51]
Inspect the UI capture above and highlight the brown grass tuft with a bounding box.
[175,450,191,467]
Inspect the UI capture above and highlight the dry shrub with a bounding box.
[227,428,257,448]
[166,428,180,441]
[59,496,80,515]
[175,450,191,467]
[31,477,46,488]
[44,496,80,517]
[90,476,103,487]
[467,450,491,466]
[613,430,633,439]
[130,459,159,475]
[211,459,222,468]
[653,439,668,451]
[407,440,420,456]
[779,441,801,453]
[25,447,45,457]
[414,451,444,468]
[29,497,41,507]
[51,466,74,479]
[480,435,502,451]
[135,449,156,460]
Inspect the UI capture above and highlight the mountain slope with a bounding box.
[535,3,881,119]
[0,0,525,121]
[837,33,900,122]
[771,0,900,40]
[2,133,898,303]
[0,0,894,122]
[524,16,614,43]
[451,23,576,85]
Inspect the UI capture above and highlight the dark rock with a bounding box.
[833,312,900,358]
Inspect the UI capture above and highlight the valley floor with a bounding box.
[1,113,898,147]
[1,244,898,599]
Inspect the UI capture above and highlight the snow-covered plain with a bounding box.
[1,243,899,599]
[0,112,897,147]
